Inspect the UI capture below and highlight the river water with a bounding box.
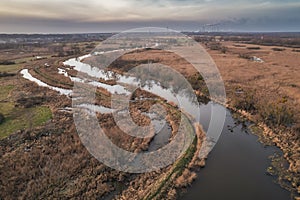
[181,102,290,200]
[20,53,290,199]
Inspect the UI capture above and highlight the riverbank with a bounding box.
[204,41,299,198]
[228,103,299,198]
[82,46,299,198]
[83,46,299,198]
[180,102,292,200]
[197,90,299,199]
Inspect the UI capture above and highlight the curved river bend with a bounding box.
[21,53,290,200]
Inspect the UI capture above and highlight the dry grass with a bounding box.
[206,41,300,197]
[0,37,299,199]
[208,41,300,118]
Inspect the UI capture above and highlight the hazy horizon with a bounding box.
[1,30,300,35]
[0,0,299,33]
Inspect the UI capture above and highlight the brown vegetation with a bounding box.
[1,33,299,199]
[205,41,300,197]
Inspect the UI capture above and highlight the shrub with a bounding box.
[221,46,228,54]
[16,96,45,108]
[231,90,256,112]
[247,46,261,50]
[207,42,227,54]
[188,73,204,90]
[0,72,16,77]
[0,60,15,65]
[239,53,251,60]
[233,44,246,47]
[232,88,295,127]
[0,113,4,124]
[272,48,285,51]
[257,97,295,127]
[208,42,222,51]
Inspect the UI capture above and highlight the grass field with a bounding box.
[0,56,36,73]
[0,84,52,139]
[0,64,23,73]
[0,106,52,139]
[0,85,14,99]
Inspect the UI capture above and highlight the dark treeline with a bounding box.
[187,32,300,48]
[0,33,113,47]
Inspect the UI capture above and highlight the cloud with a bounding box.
[0,0,299,32]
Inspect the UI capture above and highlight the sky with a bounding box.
[0,0,299,33]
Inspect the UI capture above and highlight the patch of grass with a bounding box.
[32,106,52,126]
[0,85,15,116]
[0,64,22,73]
[0,106,52,139]
[0,102,15,116]
[14,56,34,64]
[0,84,52,138]
[0,85,14,100]
[0,56,34,73]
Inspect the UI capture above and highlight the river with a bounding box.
[20,53,291,199]
[181,102,290,200]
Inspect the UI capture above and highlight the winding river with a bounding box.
[20,53,290,199]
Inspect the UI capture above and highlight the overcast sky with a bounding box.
[0,0,299,33]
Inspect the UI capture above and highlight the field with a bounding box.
[0,80,52,139]
[0,33,299,199]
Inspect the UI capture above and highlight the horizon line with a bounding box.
[1,30,300,35]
